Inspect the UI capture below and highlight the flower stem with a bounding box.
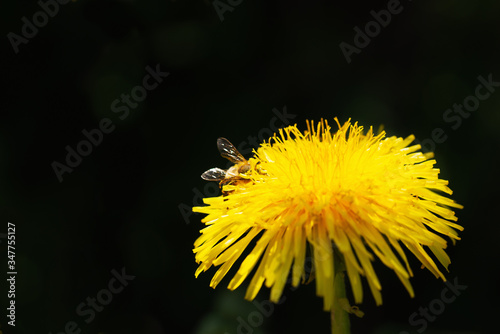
[331,255,350,334]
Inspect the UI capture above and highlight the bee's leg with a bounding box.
[219,180,228,198]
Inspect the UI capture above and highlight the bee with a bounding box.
[201,137,252,192]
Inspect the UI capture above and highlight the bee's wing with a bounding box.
[217,137,246,163]
[201,167,227,181]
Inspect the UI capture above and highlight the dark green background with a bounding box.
[1,0,499,333]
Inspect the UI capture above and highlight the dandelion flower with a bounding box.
[193,118,463,315]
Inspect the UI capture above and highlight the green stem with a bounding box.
[331,255,350,334]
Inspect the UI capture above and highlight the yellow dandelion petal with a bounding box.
[193,118,463,310]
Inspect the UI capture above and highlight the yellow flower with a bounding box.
[193,118,463,311]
